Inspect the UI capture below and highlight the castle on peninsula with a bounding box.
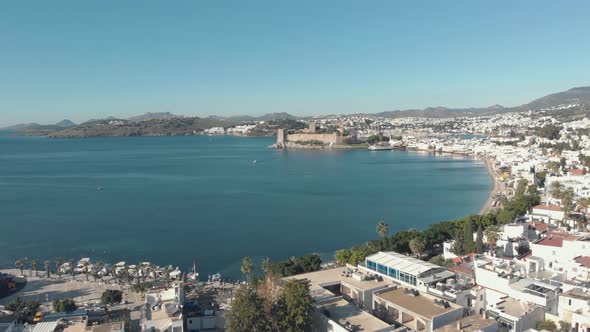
[276,120,345,149]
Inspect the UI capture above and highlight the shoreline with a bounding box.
[478,156,501,215]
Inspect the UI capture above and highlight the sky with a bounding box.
[1,1,590,126]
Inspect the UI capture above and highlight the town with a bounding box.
[3,100,590,332]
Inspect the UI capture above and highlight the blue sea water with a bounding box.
[0,132,491,279]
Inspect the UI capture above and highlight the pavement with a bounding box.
[1,269,143,329]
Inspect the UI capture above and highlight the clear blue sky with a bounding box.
[1,1,590,126]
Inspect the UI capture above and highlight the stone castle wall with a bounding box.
[286,132,341,144]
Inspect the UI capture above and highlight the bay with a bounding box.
[0,132,491,279]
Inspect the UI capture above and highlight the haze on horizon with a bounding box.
[1,1,590,127]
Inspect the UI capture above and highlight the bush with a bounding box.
[53,298,77,312]
[101,289,123,305]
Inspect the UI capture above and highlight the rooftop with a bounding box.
[91,322,125,332]
[434,315,497,332]
[285,267,391,300]
[574,256,590,268]
[562,288,590,301]
[533,204,562,212]
[316,297,390,332]
[534,236,563,247]
[492,297,541,318]
[375,287,461,319]
[367,251,443,276]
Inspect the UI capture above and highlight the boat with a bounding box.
[368,145,393,151]
[210,273,222,282]
[187,261,199,281]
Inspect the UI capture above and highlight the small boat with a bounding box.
[211,273,222,282]
[97,187,104,191]
[368,145,393,151]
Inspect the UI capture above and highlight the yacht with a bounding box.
[368,145,392,151]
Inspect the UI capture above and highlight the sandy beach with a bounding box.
[479,156,502,215]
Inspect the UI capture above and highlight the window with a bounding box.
[388,267,398,279]
[367,260,377,271]
[377,264,387,275]
[569,299,572,306]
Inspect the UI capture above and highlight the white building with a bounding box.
[474,256,560,315]
[362,251,455,292]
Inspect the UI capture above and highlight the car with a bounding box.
[33,311,44,323]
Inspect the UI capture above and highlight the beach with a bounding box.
[479,156,503,215]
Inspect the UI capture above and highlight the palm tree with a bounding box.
[15,259,25,276]
[261,257,273,277]
[577,197,590,212]
[84,263,89,281]
[68,259,75,278]
[484,226,499,250]
[550,181,564,199]
[31,260,38,277]
[44,261,51,278]
[409,237,426,259]
[55,258,63,279]
[241,256,253,284]
[376,220,389,239]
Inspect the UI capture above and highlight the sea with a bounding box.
[0,132,491,279]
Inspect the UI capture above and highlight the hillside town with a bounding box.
[3,104,590,332]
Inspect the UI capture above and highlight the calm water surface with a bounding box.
[0,133,491,278]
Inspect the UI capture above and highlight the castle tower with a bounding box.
[276,128,287,149]
[308,120,317,133]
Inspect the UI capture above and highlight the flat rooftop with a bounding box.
[434,315,497,332]
[562,288,590,301]
[285,267,391,300]
[493,297,540,317]
[375,288,461,319]
[317,297,390,331]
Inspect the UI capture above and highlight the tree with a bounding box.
[409,237,426,259]
[484,226,499,250]
[30,260,38,277]
[429,255,453,268]
[335,249,352,265]
[241,256,254,285]
[546,161,561,174]
[273,279,314,332]
[515,179,528,196]
[463,219,475,253]
[452,229,465,256]
[56,258,63,279]
[577,197,590,212]
[516,243,530,257]
[53,298,77,312]
[559,320,571,332]
[474,225,484,254]
[44,260,51,278]
[6,297,40,323]
[376,220,389,239]
[536,319,557,332]
[261,257,273,277]
[550,181,564,199]
[561,188,575,219]
[527,184,538,195]
[225,286,270,332]
[68,259,75,277]
[15,259,25,276]
[101,289,123,305]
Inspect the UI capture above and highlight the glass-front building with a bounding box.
[364,251,453,289]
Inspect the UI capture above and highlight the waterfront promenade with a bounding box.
[0,269,142,330]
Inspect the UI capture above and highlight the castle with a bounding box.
[276,120,344,149]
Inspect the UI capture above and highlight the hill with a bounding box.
[128,112,180,122]
[47,117,236,138]
[523,86,590,110]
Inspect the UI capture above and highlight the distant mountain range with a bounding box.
[3,86,590,133]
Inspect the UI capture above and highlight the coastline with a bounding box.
[478,156,501,215]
